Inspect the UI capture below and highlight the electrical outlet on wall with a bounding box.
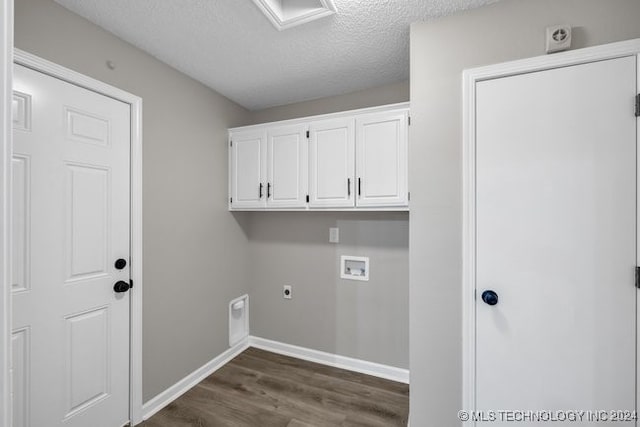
[283,285,292,299]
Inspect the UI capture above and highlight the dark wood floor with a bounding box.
[141,347,409,427]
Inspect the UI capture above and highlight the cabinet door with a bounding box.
[230,129,266,209]
[267,124,308,208]
[309,118,355,208]
[355,111,408,207]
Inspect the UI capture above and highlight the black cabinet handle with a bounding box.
[267,182,271,198]
[358,178,361,197]
[347,178,351,196]
[259,183,263,199]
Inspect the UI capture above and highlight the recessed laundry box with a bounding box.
[229,294,249,347]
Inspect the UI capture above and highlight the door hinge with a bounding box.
[306,195,309,203]
[129,279,134,289]
[230,197,233,204]
[408,116,411,126]
[636,266,640,288]
[230,140,233,147]
[635,94,640,117]
[408,191,411,201]
[306,130,310,138]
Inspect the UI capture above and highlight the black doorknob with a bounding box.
[115,258,127,270]
[113,280,131,293]
[482,290,499,306]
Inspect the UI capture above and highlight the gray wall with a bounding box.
[247,212,409,368]
[14,0,252,402]
[247,82,410,368]
[252,80,409,123]
[409,0,640,425]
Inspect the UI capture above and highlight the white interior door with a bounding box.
[11,63,131,427]
[308,117,355,208]
[230,129,266,209]
[267,124,308,208]
[355,111,408,207]
[475,56,637,424]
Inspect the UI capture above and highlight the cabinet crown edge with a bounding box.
[228,102,410,133]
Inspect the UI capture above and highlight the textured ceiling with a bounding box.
[54,0,499,110]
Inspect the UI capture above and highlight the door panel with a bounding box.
[11,63,130,427]
[355,111,408,207]
[230,130,265,209]
[475,56,637,424]
[267,124,308,208]
[66,164,109,281]
[11,328,29,427]
[64,307,109,418]
[11,155,29,292]
[309,118,355,208]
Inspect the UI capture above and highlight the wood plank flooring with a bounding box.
[141,347,409,427]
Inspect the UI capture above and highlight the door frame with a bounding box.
[462,38,640,422]
[3,49,144,426]
[0,0,12,426]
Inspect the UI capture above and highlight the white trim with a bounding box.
[142,339,250,421]
[228,207,410,212]
[636,53,640,423]
[0,1,12,427]
[251,0,336,31]
[462,37,640,424]
[248,336,410,384]
[229,102,409,132]
[11,49,145,426]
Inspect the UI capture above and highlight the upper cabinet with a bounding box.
[266,124,308,208]
[309,117,355,208]
[229,103,409,211]
[355,111,408,207]
[229,129,266,209]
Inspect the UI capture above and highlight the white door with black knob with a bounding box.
[473,55,637,424]
[11,63,131,427]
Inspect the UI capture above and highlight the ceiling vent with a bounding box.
[251,0,337,31]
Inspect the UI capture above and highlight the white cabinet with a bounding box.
[308,118,355,208]
[267,124,308,208]
[229,103,409,211]
[229,129,266,209]
[229,125,308,209]
[355,111,408,207]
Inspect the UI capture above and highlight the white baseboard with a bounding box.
[248,336,410,384]
[141,338,250,420]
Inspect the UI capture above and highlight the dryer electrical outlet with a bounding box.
[283,285,292,299]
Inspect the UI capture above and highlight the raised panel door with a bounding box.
[230,129,266,209]
[309,118,355,208]
[267,124,308,208]
[11,63,131,427]
[355,111,408,207]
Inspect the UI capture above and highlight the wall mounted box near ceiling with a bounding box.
[228,103,409,212]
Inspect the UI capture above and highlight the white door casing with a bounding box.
[308,117,355,208]
[266,124,308,208]
[355,111,408,207]
[463,39,640,425]
[0,2,12,427]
